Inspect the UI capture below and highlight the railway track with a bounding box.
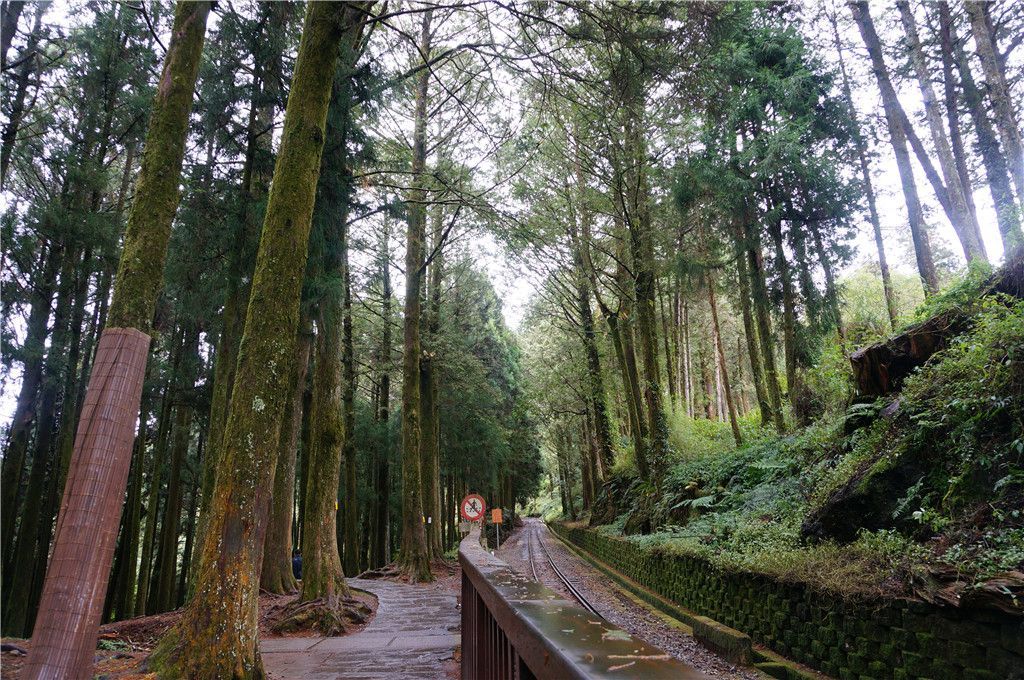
[526,521,601,616]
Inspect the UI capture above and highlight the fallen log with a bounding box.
[850,255,1024,397]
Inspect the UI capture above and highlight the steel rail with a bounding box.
[532,522,601,617]
[460,524,709,679]
[527,521,540,581]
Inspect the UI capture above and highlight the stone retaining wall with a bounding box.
[550,523,1022,680]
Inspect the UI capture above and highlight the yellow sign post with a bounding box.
[492,508,503,548]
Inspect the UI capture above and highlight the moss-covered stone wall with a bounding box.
[550,523,1022,680]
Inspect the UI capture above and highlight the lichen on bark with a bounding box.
[148,4,371,677]
[106,2,213,333]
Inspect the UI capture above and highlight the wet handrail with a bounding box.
[459,525,708,679]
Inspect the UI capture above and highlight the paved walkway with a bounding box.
[261,577,459,679]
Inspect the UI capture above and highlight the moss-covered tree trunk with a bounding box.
[148,5,368,677]
[743,203,785,432]
[964,0,1024,212]
[261,317,311,595]
[297,311,350,617]
[896,0,986,264]
[731,215,770,425]
[342,243,360,575]
[570,141,615,478]
[371,224,393,570]
[943,2,1022,256]
[850,1,939,297]
[135,374,175,617]
[828,11,898,330]
[154,327,199,613]
[706,273,742,446]
[23,4,210,677]
[420,206,443,560]
[399,8,433,583]
[291,26,366,613]
[195,3,289,582]
[622,137,670,485]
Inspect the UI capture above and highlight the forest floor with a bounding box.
[262,560,461,679]
[1,589,378,679]
[495,518,762,679]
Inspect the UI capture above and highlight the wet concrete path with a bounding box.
[261,577,459,679]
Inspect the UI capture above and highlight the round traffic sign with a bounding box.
[460,493,486,522]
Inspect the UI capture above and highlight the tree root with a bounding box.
[357,564,403,580]
[270,596,371,637]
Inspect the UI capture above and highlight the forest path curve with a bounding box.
[261,577,459,679]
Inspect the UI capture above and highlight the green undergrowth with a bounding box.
[590,297,1024,600]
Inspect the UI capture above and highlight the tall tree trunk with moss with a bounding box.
[342,240,360,574]
[612,245,651,477]
[196,4,289,579]
[618,83,669,485]
[261,317,311,595]
[706,273,741,446]
[731,215,770,424]
[23,4,210,676]
[850,1,940,297]
[371,224,393,570]
[154,327,199,613]
[571,138,615,477]
[828,9,898,329]
[296,310,349,627]
[286,32,365,627]
[420,205,443,559]
[941,2,1022,255]
[399,8,433,583]
[136,376,174,617]
[896,1,986,264]
[148,6,369,677]
[964,0,1024,210]
[743,205,785,432]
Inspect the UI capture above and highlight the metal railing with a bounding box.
[459,525,708,679]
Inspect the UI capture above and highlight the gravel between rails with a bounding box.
[495,518,761,680]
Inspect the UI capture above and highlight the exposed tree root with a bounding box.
[357,564,403,580]
[270,596,371,637]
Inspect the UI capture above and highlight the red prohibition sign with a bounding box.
[460,494,486,522]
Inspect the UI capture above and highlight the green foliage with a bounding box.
[840,265,925,342]
[97,638,132,652]
[911,259,994,324]
[800,339,853,418]
[891,297,1024,526]
[438,259,542,506]
[590,298,1024,595]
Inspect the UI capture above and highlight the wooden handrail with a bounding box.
[459,525,708,679]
